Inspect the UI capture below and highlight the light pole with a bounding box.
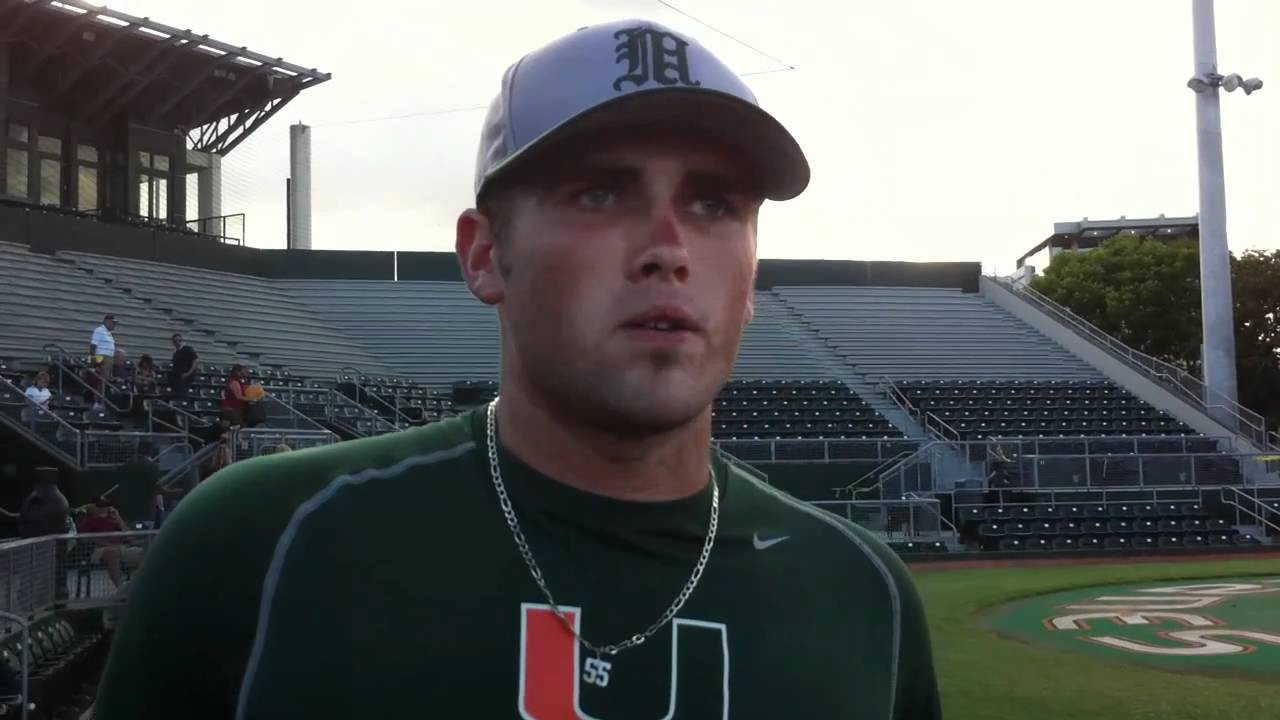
[1185,0,1262,428]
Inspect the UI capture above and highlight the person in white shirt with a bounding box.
[24,371,52,412]
[90,314,119,406]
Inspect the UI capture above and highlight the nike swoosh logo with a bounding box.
[753,533,790,550]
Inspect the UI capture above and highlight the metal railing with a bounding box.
[861,435,1271,502]
[0,530,157,720]
[159,441,223,491]
[184,212,245,245]
[1220,487,1280,537]
[808,496,949,542]
[922,411,962,444]
[42,343,132,416]
[712,443,769,485]
[834,450,914,498]
[261,391,331,431]
[231,428,337,460]
[1005,450,1257,489]
[904,491,960,543]
[716,437,919,464]
[0,375,83,467]
[82,430,188,468]
[327,390,398,436]
[338,367,416,429]
[0,531,157,617]
[988,275,1272,449]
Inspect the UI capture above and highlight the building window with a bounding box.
[39,158,60,205]
[36,134,63,206]
[4,148,28,198]
[3,122,30,199]
[136,151,172,220]
[76,144,99,212]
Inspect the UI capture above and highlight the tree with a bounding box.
[1030,234,1280,430]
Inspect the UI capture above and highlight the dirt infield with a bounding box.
[909,549,1280,571]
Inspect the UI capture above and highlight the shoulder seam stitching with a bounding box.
[728,464,901,718]
[235,440,476,720]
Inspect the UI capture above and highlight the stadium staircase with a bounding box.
[983,275,1280,462]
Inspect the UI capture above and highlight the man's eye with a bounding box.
[575,187,618,208]
[691,196,737,218]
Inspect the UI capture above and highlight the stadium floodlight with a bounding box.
[1187,0,1264,429]
[1186,72,1220,93]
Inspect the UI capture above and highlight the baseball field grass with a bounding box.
[914,556,1280,720]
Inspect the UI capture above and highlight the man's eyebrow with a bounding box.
[544,160,643,186]
[683,169,760,197]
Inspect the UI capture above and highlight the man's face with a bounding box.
[105,318,115,331]
[461,135,761,435]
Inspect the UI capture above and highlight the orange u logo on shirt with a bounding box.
[518,603,729,720]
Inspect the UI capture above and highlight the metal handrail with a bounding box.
[327,389,397,436]
[903,491,960,542]
[1220,486,1280,536]
[0,374,84,467]
[922,411,962,444]
[836,450,914,498]
[159,441,224,490]
[989,276,1271,447]
[854,440,946,500]
[338,366,415,428]
[879,376,917,417]
[151,398,213,433]
[41,343,131,415]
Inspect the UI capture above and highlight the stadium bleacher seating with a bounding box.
[2,244,1272,559]
[0,614,105,718]
[896,378,1198,439]
[958,499,1264,552]
[0,242,240,367]
[284,280,842,385]
[773,286,1101,379]
[60,251,391,377]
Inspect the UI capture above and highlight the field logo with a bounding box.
[1045,579,1280,656]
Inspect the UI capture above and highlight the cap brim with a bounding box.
[483,88,809,202]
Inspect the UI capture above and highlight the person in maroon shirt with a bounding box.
[221,364,250,427]
[77,499,142,589]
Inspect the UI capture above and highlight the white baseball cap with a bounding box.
[474,19,809,202]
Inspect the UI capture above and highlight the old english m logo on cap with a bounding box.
[612,26,702,92]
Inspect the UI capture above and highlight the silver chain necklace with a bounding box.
[486,397,719,661]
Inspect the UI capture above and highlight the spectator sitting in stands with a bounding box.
[220,364,250,427]
[89,314,119,407]
[168,334,199,399]
[24,371,51,409]
[76,498,142,589]
[270,443,292,454]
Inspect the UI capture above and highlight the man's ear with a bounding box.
[456,208,505,306]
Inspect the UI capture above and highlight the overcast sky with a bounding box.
[109,0,1278,274]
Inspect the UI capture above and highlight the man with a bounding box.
[169,334,199,400]
[96,19,940,720]
[89,314,118,408]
